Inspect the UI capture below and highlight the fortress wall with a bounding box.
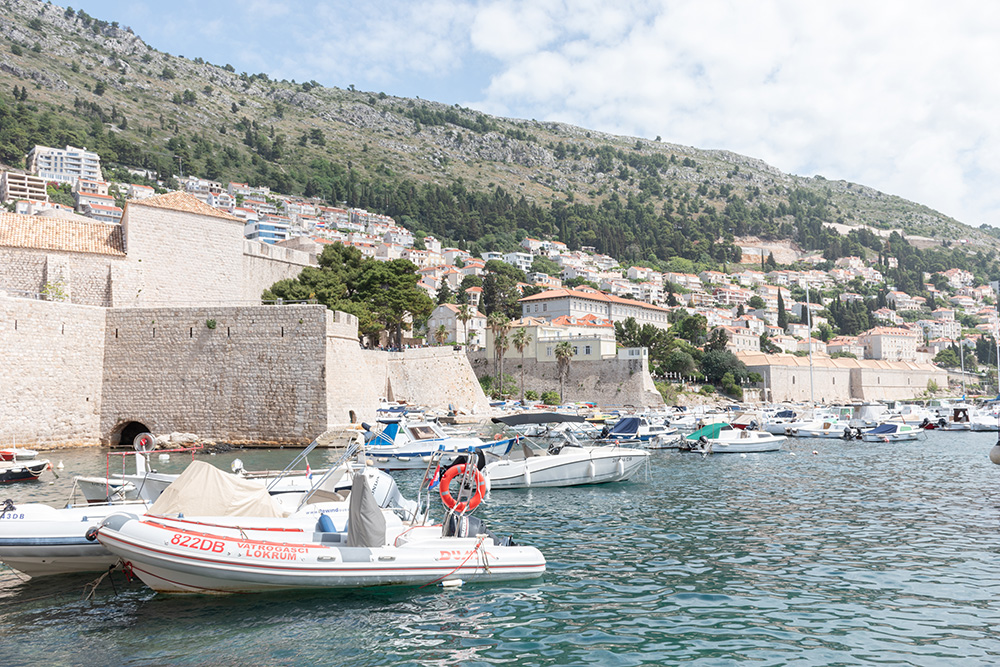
[123,204,244,306]
[242,240,314,302]
[0,296,106,447]
[385,347,492,416]
[469,353,665,408]
[750,365,853,403]
[322,313,490,425]
[323,310,385,425]
[0,247,122,306]
[100,304,329,445]
[850,367,948,401]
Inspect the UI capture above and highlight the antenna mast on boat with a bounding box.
[806,283,815,405]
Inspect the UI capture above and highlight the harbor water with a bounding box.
[3,430,1000,665]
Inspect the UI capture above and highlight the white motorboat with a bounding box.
[646,430,684,449]
[937,405,973,431]
[94,457,544,593]
[362,415,514,470]
[482,414,650,488]
[791,419,857,439]
[682,423,786,453]
[599,415,674,443]
[860,422,923,442]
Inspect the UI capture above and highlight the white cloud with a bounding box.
[466,1,1000,225]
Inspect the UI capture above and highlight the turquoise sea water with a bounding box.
[2,430,1000,666]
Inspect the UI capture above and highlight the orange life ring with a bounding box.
[439,464,486,512]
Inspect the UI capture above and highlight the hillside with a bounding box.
[2,0,999,280]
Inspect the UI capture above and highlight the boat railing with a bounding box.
[294,438,364,511]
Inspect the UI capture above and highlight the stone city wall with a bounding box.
[100,304,329,445]
[752,365,854,404]
[0,295,107,447]
[469,352,665,409]
[849,366,947,402]
[0,247,123,306]
[742,359,948,403]
[241,239,314,303]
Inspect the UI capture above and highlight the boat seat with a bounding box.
[309,488,349,503]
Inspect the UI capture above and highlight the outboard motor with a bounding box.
[938,418,947,428]
[748,420,758,431]
[920,418,930,429]
[842,427,853,441]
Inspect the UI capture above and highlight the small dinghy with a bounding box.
[860,422,923,442]
[681,423,785,453]
[0,459,49,483]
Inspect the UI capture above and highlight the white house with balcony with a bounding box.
[426,303,486,347]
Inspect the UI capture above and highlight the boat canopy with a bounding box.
[493,413,587,426]
[866,423,899,435]
[686,423,731,440]
[370,422,400,446]
[148,460,287,518]
[608,417,641,436]
[775,410,796,419]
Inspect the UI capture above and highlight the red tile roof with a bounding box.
[0,211,125,256]
[129,191,240,222]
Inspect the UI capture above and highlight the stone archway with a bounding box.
[110,420,153,449]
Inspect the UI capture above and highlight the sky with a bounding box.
[73,0,1000,228]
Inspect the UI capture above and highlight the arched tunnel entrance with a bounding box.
[112,421,153,449]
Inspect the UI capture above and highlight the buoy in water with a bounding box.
[740,453,747,458]
[56,460,64,469]
[158,453,170,461]
[989,443,1000,465]
[789,452,796,456]
[812,450,819,455]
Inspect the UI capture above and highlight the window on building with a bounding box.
[573,347,578,355]
[585,345,591,355]
[547,347,553,357]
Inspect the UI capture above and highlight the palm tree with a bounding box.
[555,340,575,404]
[434,324,448,346]
[487,312,510,378]
[457,304,472,346]
[511,327,532,405]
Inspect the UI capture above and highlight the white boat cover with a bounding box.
[148,461,288,518]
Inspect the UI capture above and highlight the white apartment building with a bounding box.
[0,171,47,203]
[26,145,103,184]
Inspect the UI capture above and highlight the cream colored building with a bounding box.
[858,326,919,361]
[426,303,486,346]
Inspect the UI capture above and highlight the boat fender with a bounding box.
[439,464,486,512]
[587,461,596,478]
[616,458,625,477]
[85,527,98,542]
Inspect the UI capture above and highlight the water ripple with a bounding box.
[3,432,1000,665]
